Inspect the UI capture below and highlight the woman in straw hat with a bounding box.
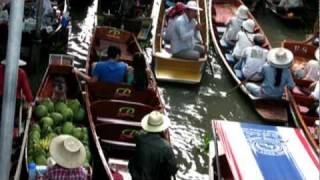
[245,47,297,99]
[43,135,88,180]
[0,59,33,124]
[221,5,249,47]
[129,111,178,180]
[292,48,319,82]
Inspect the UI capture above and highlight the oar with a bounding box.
[219,71,258,97]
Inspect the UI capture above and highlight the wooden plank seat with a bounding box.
[90,99,154,125]
[88,82,161,108]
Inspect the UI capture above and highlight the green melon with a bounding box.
[34,105,48,118]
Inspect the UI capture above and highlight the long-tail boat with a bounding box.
[152,0,209,84]
[282,40,319,152]
[264,0,304,22]
[209,120,319,180]
[96,0,157,41]
[208,0,289,122]
[20,54,94,179]
[84,26,169,178]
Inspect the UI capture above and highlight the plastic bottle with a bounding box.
[28,163,37,180]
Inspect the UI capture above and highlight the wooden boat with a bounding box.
[0,0,70,61]
[152,0,209,84]
[264,0,304,22]
[20,54,94,179]
[83,26,169,178]
[282,40,319,152]
[209,0,289,122]
[96,0,156,41]
[209,120,319,180]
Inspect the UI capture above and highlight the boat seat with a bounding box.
[96,117,141,126]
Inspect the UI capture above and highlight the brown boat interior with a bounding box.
[87,82,161,108]
[254,99,288,122]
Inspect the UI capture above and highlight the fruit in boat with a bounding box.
[67,99,81,114]
[34,105,48,118]
[54,101,67,114]
[62,122,74,135]
[35,155,47,165]
[50,112,64,125]
[42,98,54,113]
[61,108,73,122]
[74,107,85,122]
[40,116,54,127]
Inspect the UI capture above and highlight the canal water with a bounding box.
[65,0,316,179]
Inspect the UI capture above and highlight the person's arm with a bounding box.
[286,70,296,90]
[19,69,33,104]
[175,17,195,41]
[73,68,97,83]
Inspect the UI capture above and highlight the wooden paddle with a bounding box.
[219,71,258,97]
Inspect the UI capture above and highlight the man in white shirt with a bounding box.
[232,19,256,61]
[171,1,205,60]
[220,5,248,47]
[235,34,268,81]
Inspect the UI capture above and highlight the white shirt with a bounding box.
[163,16,177,42]
[278,0,303,8]
[232,31,255,59]
[221,17,244,44]
[241,46,268,81]
[171,14,202,54]
[311,81,320,100]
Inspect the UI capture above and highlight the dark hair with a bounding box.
[132,53,148,90]
[107,45,121,59]
[274,68,282,87]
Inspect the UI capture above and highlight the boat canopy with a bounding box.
[213,120,319,180]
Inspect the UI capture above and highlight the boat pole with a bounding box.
[0,0,25,179]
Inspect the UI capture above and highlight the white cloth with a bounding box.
[278,0,303,8]
[221,17,244,44]
[311,81,319,100]
[163,17,177,42]
[171,13,202,54]
[241,46,269,81]
[232,31,255,59]
[303,60,319,82]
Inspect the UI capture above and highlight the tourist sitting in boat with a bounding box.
[127,52,149,91]
[234,34,268,81]
[43,135,88,180]
[292,48,319,81]
[163,2,185,43]
[74,45,130,84]
[232,19,256,61]
[277,0,303,10]
[0,59,33,121]
[129,111,178,180]
[245,47,296,99]
[220,5,249,47]
[170,0,205,60]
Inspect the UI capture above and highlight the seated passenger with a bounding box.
[74,45,130,84]
[234,34,268,81]
[245,47,296,99]
[171,1,205,60]
[292,48,319,81]
[163,2,185,42]
[127,52,149,91]
[232,19,256,61]
[220,5,249,47]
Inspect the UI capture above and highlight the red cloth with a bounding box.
[0,64,33,103]
[168,2,185,18]
[44,165,88,180]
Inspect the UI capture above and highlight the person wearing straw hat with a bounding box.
[245,47,297,99]
[232,19,256,61]
[129,111,178,180]
[221,5,249,47]
[302,48,319,82]
[170,0,205,60]
[0,59,33,124]
[43,135,88,180]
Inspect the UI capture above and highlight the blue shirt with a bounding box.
[171,14,202,54]
[260,64,295,98]
[92,60,127,83]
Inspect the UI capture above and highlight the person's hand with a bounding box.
[195,23,202,31]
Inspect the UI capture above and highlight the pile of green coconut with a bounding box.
[28,98,91,167]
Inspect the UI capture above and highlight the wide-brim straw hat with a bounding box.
[141,111,170,133]
[242,19,255,33]
[1,59,26,66]
[267,47,294,68]
[185,1,202,11]
[49,135,86,169]
[315,48,319,61]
